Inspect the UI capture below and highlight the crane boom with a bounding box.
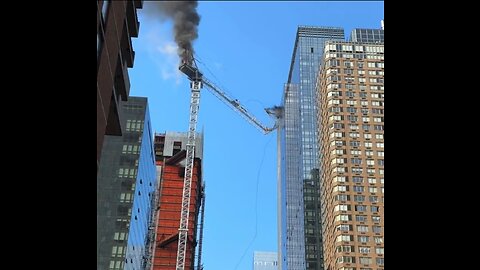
[201,77,275,134]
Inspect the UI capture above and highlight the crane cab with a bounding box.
[179,63,203,82]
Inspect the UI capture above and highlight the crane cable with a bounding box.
[233,134,274,270]
[193,52,236,100]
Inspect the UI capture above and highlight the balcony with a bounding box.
[126,1,140,38]
[114,58,131,99]
[121,25,135,68]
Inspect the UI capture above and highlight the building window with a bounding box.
[352,167,363,174]
[111,246,124,258]
[351,158,362,165]
[353,186,365,192]
[333,115,343,121]
[333,123,344,129]
[335,194,350,201]
[354,195,365,202]
[336,224,352,231]
[374,236,383,243]
[346,100,357,105]
[337,256,355,263]
[333,185,348,192]
[335,214,352,222]
[372,108,384,115]
[352,176,363,183]
[346,107,357,113]
[376,258,385,265]
[336,245,355,252]
[333,140,345,146]
[358,246,370,253]
[357,235,369,242]
[356,215,367,222]
[355,205,367,211]
[372,226,382,233]
[357,225,369,232]
[334,204,351,211]
[349,132,359,138]
[119,193,132,203]
[351,150,362,155]
[359,257,372,265]
[336,235,353,242]
[113,232,127,241]
[347,115,358,122]
[350,141,360,147]
[373,117,383,123]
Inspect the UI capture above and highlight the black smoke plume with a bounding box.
[148,1,200,64]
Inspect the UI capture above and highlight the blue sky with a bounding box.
[129,1,383,269]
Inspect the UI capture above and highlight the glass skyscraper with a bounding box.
[350,28,384,43]
[279,26,344,270]
[97,97,157,270]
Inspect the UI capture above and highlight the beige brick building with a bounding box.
[317,41,384,270]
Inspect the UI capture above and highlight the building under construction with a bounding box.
[148,131,205,270]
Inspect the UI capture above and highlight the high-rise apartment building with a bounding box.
[254,251,279,270]
[150,132,205,270]
[317,41,384,270]
[97,97,157,270]
[97,0,143,171]
[279,26,344,270]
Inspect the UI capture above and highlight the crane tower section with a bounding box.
[176,61,202,270]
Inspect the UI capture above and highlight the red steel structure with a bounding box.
[151,133,203,270]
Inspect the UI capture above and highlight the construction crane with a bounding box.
[174,55,277,270]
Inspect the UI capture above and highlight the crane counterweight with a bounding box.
[179,63,203,82]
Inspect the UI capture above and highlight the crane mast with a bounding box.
[175,60,203,270]
[176,57,276,270]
